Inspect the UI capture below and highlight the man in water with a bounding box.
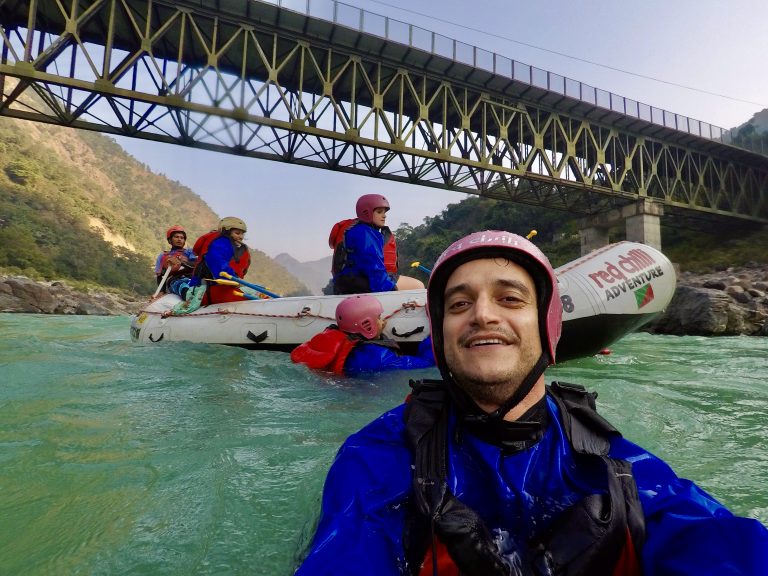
[296,230,768,575]
[291,294,434,375]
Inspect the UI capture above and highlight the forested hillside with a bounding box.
[733,108,768,153]
[0,116,309,296]
[395,198,582,282]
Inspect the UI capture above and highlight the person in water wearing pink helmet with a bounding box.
[153,225,197,297]
[291,294,434,375]
[296,230,768,575]
[331,193,424,294]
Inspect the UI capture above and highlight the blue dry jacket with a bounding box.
[189,236,238,287]
[296,395,768,576]
[335,222,396,293]
[344,337,435,375]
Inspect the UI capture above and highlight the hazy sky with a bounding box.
[115,0,768,262]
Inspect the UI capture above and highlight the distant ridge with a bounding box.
[733,108,768,135]
[274,253,332,296]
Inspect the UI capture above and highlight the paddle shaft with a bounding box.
[153,267,173,298]
[219,272,281,298]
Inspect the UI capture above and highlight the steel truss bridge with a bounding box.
[1,0,767,228]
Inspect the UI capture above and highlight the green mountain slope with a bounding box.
[0,116,309,296]
[394,197,582,281]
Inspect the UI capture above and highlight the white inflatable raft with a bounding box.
[130,241,677,361]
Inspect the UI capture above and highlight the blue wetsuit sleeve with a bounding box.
[154,253,164,275]
[344,342,436,374]
[345,225,396,292]
[184,248,198,263]
[416,336,435,362]
[204,237,237,278]
[610,438,768,574]
[295,408,411,576]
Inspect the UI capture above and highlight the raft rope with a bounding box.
[137,299,425,322]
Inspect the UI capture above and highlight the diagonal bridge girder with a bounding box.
[1,0,767,224]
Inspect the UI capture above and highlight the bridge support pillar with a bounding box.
[625,200,664,250]
[579,226,610,255]
[579,199,664,255]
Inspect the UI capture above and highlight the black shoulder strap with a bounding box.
[404,379,449,515]
[545,382,645,573]
[331,242,347,275]
[404,380,521,576]
[547,381,619,456]
[402,379,449,574]
[360,337,401,352]
[404,380,646,576]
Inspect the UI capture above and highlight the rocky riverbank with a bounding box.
[643,264,768,337]
[0,275,145,316]
[1,267,767,336]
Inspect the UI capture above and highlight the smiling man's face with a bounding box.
[441,257,542,413]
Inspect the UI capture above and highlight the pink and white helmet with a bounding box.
[355,194,390,224]
[335,294,384,340]
[427,230,563,374]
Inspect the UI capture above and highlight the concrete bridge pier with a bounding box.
[579,199,664,255]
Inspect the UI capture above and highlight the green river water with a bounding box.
[1,314,766,575]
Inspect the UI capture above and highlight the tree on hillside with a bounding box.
[395,197,581,277]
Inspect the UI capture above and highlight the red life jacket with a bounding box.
[290,327,358,375]
[191,231,252,305]
[230,247,251,278]
[192,230,219,258]
[329,219,398,275]
[418,537,640,576]
[191,231,251,278]
[158,248,194,277]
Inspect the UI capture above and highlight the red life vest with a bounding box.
[328,219,398,275]
[191,231,252,306]
[192,230,218,257]
[290,327,358,375]
[158,249,194,276]
[191,231,251,278]
[230,247,251,278]
[418,537,640,576]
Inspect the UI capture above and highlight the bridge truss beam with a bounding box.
[1,0,766,223]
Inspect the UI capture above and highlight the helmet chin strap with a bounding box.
[449,353,550,425]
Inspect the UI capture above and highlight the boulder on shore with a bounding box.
[644,265,768,337]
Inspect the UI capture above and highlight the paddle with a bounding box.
[233,290,272,301]
[218,271,282,299]
[410,261,433,275]
[526,230,537,240]
[207,279,272,300]
[152,267,172,298]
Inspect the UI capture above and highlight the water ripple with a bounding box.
[1,315,766,575]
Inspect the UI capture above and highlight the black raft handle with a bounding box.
[391,325,425,338]
[247,330,269,343]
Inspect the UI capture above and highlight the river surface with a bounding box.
[1,314,766,575]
